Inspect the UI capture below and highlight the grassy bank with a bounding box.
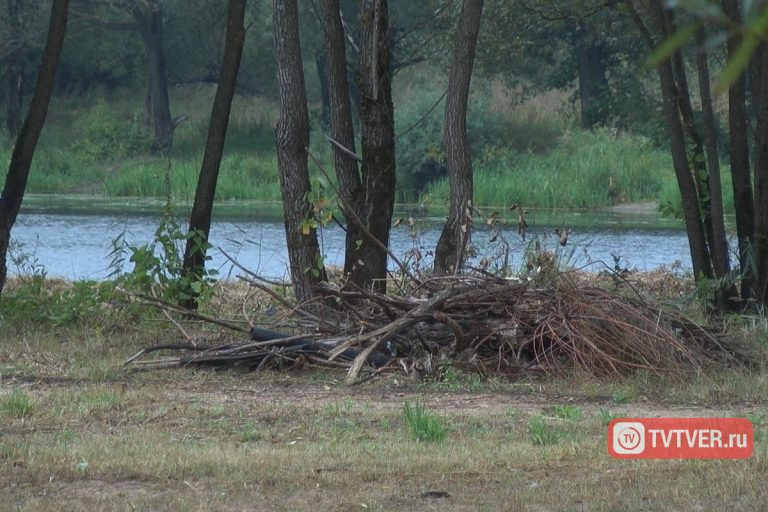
[0,84,710,210]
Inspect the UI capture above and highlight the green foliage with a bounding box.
[394,80,564,203]
[1,389,34,420]
[402,400,448,442]
[118,213,217,306]
[1,242,117,327]
[71,99,153,163]
[0,278,118,328]
[528,416,560,446]
[597,408,619,426]
[428,128,673,208]
[550,405,582,421]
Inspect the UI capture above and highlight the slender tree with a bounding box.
[0,0,69,295]
[355,0,396,292]
[319,0,366,282]
[180,0,247,308]
[753,48,768,303]
[273,0,327,304]
[696,27,737,309]
[628,0,713,280]
[434,0,484,275]
[722,0,756,302]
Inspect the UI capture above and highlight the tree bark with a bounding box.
[5,0,24,137]
[434,0,484,275]
[316,52,331,131]
[0,0,69,295]
[356,0,396,292]
[319,0,366,281]
[180,0,247,308]
[722,0,756,301]
[131,1,175,154]
[753,49,768,303]
[696,28,737,309]
[273,0,327,305]
[576,20,610,129]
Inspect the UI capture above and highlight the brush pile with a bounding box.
[125,272,738,383]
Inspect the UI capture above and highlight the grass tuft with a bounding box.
[528,416,560,446]
[1,389,35,420]
[402,400,448,442]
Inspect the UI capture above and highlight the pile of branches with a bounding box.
[124,273,739,383]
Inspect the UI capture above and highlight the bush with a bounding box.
[71,99,153,163]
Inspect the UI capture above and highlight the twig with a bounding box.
[116,287,250,334]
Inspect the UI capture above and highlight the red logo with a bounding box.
[609,418,753,459]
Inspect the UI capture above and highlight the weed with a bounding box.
[551,405,582,421]
[611,388,635,405]
[528,416,561,446]
[403,400,448,442]
[2,389,34,420]
[747,412,765,443]
[239,423,261,443]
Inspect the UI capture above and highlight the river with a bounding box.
[9,197,697,281]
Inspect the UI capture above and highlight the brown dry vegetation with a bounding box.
[2,274,768,511]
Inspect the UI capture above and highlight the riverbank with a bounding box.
[1,86,689,210]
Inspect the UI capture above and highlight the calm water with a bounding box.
[10,203,698,280]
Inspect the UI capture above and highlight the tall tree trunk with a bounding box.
[576,20,609,129]
[5,0,24,137]
[319,0,365,280]
[273,0,327,304]
[631,0,712,279]
[723,0,756,301]
[132,1,175,154]
[753,49,768,303]
[434,0,484,275]
[696,28,737,310]
[0,0,69,295]
[181,0,246,309]
[355,0,396,292]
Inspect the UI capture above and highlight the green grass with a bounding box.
[402,400,448,442]
[1,84,692,209]
[528,416,561,445]
[1,388,35,420]
[427,128,676,208]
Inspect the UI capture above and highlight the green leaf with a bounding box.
[715,8,768,93]
[646,22,700,68]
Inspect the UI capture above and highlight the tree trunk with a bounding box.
[180,0,246,309]
[319,0,366,281]
[273,0,327,305]
[316,52,331,131]
[0,0,69,295]
[576,20,609,129]
[696,28,737,310]
[132,1,175,154]
[753,49,768,303]
[5,0,24,137]
[434,0,484,275]
[355,0,396,292]
[722,0,756,301]
[632,0,713,279]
